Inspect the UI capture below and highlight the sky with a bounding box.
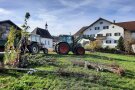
[0,0,135,35]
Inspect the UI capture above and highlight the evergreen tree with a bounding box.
[117,36,125,51]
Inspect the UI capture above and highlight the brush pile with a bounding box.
[71,60,125,76]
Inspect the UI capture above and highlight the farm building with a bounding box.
[31,24,53,50]
[0,20,22,51]
[74,18,135,52]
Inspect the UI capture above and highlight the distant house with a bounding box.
[74,18,135,51]
[31,24,53,49]
[74,26,88,38]
[0,20,22,51]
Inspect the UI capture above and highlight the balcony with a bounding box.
[96,36,107,40]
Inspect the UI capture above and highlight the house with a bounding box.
[0,20,22,51]
[74,18,135,51]
[31,24,53,50]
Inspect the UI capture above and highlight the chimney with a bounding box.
[113,20,116,23]
[45,22,48,30]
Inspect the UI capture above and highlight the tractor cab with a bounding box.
[59,35,74,47]
[55,34,85,55]
[59,35,73,44]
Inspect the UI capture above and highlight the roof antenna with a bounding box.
[45,22,48,30]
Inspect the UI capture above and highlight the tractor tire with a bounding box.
[43,48,48,54]
[76,47,85,55]
[55,44,59,54]
[29,43,39,54]
[72,47,77,55]
[58,42,70,55]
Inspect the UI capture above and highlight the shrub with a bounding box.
[84,40,102,51]
[117,36,125,51]
[97,46,117,54]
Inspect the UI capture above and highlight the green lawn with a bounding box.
[0,52,135,90]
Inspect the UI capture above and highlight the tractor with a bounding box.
[26,34,48,54]
[55,35,85,55]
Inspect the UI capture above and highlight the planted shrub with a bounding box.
[84,40,102,51]
[117,36,125,51]
[97,46,117,54]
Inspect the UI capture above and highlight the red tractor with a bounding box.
[55,35,85,55]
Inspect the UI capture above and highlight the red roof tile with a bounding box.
[116,21,135,31]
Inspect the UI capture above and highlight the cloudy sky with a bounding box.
[0,0,135,35]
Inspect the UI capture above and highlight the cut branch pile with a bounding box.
[71,60,125,76]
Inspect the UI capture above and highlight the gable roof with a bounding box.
[0,20,22,30]
[87,18,113,28]
[74,18,135,36]
[31,27,53,39]
[74,18,113,36]
[74,26,88,36]
[116,21,135,31]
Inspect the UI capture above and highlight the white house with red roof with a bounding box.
[74,18,135,49]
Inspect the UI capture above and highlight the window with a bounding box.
[100,22,103,24]
[114,40,118,43]
[1,25,6,30]
[87,35,89,37]
[83,35,87,37]
[114,33,121,36]
[6,26,10,30]
[106,40,111,44]
[45,40,46,45]
[103,26,109,29]
[95,27,100,30]
[90,34,95,37]
[97,34,103,37]
[112,26,115,28]
[48,41,50,45]
[106,33,112,36]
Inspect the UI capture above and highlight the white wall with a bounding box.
[131,33,135,39]
[41,38,53,49]
[83,19,124,48]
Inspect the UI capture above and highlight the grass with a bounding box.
[0,52,135,90]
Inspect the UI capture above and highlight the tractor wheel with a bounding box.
[58,42,70,55]
[72,47,77,55]
[43,48,48,54]
[29,43,39,54]
[76,47,85,55]
[55,44,59,54]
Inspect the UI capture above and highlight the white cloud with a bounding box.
[25,9,91,36]
[2,0,135,36]
[59,0,94,9]
[0,8,12,15]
